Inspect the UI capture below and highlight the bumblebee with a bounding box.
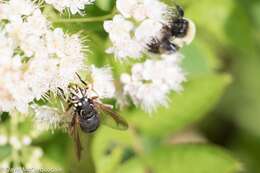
[147,5,196,54]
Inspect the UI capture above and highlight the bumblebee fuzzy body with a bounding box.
[170,18,189,38]
[147,5,195,54]
[147,37,178,54]
[169,5,189,38]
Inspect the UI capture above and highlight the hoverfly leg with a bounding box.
[103,104,113,109]
[91,96,99,100]
[69,114,76,135]
[66,103,73,111]
[76,115,80,125]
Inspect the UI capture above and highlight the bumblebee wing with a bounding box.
[70,115,83,161]
[93,101,128,131]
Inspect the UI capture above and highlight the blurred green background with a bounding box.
[1,0,260,172]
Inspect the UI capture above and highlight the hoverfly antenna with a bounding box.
[75,73,88,87]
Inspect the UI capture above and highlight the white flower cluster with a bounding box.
[121,54,186,113]
[0,0,85,113]
[104,0,196,112]
[89,65,116,99]
[0,135,43,170]
[104,0,167,60]
[33,105,69,131]
[45,0,95,14]
[32,65,116,131]
[104,0,196,60]
[0,116,44,171]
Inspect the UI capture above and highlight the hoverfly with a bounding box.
[147,4,196,54]
[59,73,128,160]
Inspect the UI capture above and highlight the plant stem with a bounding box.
[129,125,145,156]
[52,11,116,23]
[69,134,96,173]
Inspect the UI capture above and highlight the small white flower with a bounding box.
[0,135,8,145]
[33,106,69,131]
[0,0,35,20]
[5,16,27,46]
[51,33,85,91]
[116,0,138,18]
[0,31,14,65]
[90,66,115,98]
[33,148,44,158]
[106,37,143,60]
[104,15,134,41]
[116,0,166,21]
[46,28,66,56]
[143,0,167,21]
[121,54,186,112]
[22,136,32,145]
[104,15,144,60]
[45,0,95,15]
[25,9,50,36]
[0,56,32,113]
[121,76,169,113]
[135,19,163,45]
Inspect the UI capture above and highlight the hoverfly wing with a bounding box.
[70,115,83,161]
[75,127,83,161]
[93,101,128,130]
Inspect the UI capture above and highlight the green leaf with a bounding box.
[224,2,254,53]
[115,158,144,173]
[252,2,260,29]
[185,0,234,43]
[117,144,241,173]
[93,126,135,173]
[0,145,12,160]
[127,74,232,137]
[182,38,221,76]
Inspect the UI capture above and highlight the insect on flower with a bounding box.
[147,4,196,54]
[59,73,128,160]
